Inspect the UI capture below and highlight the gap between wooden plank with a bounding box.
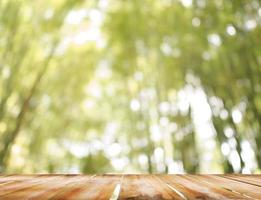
[195,175,259,200]
[158,175,211,200]
[154,175,187,200]
[190,175,254,199]
[219,175,261,187]
[109,174,124,200]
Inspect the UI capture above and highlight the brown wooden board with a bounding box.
[159,175,247,199]
[220,174,261,187]
[119,174,184,199]
[193,175,261,199]
[0,174,260,199]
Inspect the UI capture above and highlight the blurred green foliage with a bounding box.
[0,0,260,174]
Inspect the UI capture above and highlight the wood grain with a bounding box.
[119,174,184,199]
[0,174,260,199]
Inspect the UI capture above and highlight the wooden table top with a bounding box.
[0,174,260,199]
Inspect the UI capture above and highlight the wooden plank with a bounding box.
[194,175,261,199]
[184,175,250,199]
[119,174,184,200]
[158,175,206,200]
[65,175,121,200]
[31,175,94,200]
[0,175,55,197]
[0,175,92,200]
[23,175,95,200]
[0,174,260,199]
[220,174,261,187]
[0,175,36,183]
[158,175,244,199]
[162,175,245,199]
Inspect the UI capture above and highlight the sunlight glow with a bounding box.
[96,60,112,79]
[168,160,184,174]
[221,142,230,156]
[150,124,162,142]
[232,109,242,124]
[65,9,87,25]
[245,19,257,30]
[2,67,10,79]
[190,86,220,172]
[154,147,165,172]
[161,43,172,56]
[229,150,241,172]
[224,127,234,138]
[106,143,122,158]
[220,109,228,120]
[86,81,102,98]
[111,157,129,171]
[138,154,149,170]
[130,99,140,112]
[159,101,170,115]
[63,141,89,158]
[159,117,169,127]
[192,17,201,27]
[226,25,236,36]
[208,34,221,46]
[241,140,257,172]
[180,0,192,8]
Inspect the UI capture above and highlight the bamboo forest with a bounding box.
[0,0,260,174]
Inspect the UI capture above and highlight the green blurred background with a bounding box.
[0,0,260,174]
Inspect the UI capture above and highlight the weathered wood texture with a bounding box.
[0,174,260,199]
